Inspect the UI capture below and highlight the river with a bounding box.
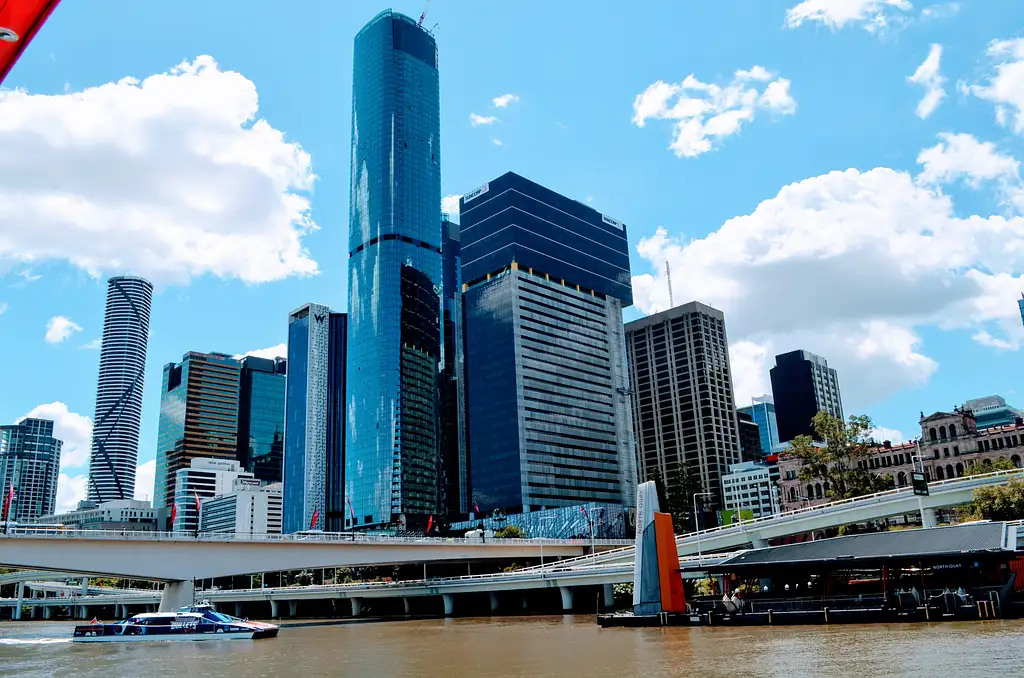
[2,616,1022,677]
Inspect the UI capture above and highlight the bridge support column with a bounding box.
[235,603,243,618]
[750,537,769,548]
[78,605,89,620]
[43,605,52,620]
[921,508,938,529]
[159,581,194,612]
[81,579,89,596]
[559,587,574,612]
[442,594,454,617]
[13,582,24,620]
[603,584,614,609]
[350,598,362,617]
[288,601,298,618]
[403,598,411,615]
[115,604,124,619]
[270,600,279,618]
[489,593,499,613]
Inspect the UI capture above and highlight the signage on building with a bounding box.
[463,182,489,203]
[236,478,262,488]
[601,214,624,230]
[911,471,929,497]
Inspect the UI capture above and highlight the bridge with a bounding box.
[0,532,626,611]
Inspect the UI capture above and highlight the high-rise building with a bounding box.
[153,352,241,510]
[738,395,779,456]
[200,478,282,536]
[346,10,442,530]
[87,275,153,503]
[440,215,467,519]
[0,418,62,521]
[625,302,742,509]
[171,458,253,533]
[283,304,346,534]
[720,461,780,519]
[237,356,287,484]
[461,172,637,514]
[770,350,844,443]
[736,411,763,462]
[963,395,1024,431]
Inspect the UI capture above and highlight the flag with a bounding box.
[194,491,201,531]
[473,502,480,514]
[580,506,590,520]
[170,503,177,529]
[310,508,319,531]
[2,482,13,523]
[425,515,434,535]
[346,497,356,519]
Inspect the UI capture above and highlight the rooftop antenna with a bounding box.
[665,260,674,308]
[418,0,432,26]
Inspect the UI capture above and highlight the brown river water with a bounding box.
[1,616,1022,677]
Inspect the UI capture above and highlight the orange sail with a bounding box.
[0,0,63,86]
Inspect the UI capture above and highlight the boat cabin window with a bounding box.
[203,610,234,623]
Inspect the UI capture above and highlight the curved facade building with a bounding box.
[87,276,153,502]
[346,10,442,530]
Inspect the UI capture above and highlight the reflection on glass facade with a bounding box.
[0,418,62,521]
[770,350,844,443]
[153,352,241,509]
[461,172,637,517]
[450,502,629,539]
[237,356,287,484]
[346,10,442,530]
[440,216,467,518]
[282,304,346,533]
[738,395,779,457]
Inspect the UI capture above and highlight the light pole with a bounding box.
[538,515,556,568]
[693,492,714,559]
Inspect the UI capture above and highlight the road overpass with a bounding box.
[0,532,625,611]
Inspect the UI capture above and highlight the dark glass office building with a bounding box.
[770,349,844,443]
[346,10,442,530]
[737,410,763,463]
[440,215,466,519]
[0,418,62,521]
[237,356,287,484]
[461,172,637,515]
[283,304,347,534]
[153,352,241,509]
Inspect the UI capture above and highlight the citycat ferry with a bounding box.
[71,603,279,642]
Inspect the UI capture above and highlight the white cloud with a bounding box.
[55,474,88,514]
[470,113,499,126]
[916,132,1020,188]
[0,301,7,316]
[907,44,946,119]
[492,94,519,108]
[442,194,462,218]
[632,68,796,158]
[919,2,960,21]
[0,56,318,286]
[966,39,1024,135]
[871,426,905,444]
[233,343,286,361]
[19,401,93,470]
[785,0,912,32]
[81,337,103,350]
[632,166,1024,410]
[491,137,503,146]
[44,315,82,343]
[134,460,155,502]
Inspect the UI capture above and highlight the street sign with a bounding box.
[912,471,929,497]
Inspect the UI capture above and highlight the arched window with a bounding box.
[897,471,907,487]
[1012,454,1021,468]
[955,462,964,477]
[949,424,957,438]
[822,482,830,497]
[789,487,797,502]
[929,427,937,442]
[946,464,954,479]
[935,466,945,480]
[815,483,823,499]
[939,426,947,440]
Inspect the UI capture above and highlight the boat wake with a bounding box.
[0,638,71,645]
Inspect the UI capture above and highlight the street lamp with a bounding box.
[538,515,556,568]
[693,492,714,559]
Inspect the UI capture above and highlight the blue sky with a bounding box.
[2,0,1023,511]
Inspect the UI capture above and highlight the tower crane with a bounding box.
[418,0,432,26]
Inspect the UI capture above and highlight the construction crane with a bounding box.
[418,0,432,26]
[665,261,675,308]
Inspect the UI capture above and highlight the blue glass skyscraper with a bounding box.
[738,395,779,457]
[440,215,466,518]
[346,10,442,530]
[237,356,287,484]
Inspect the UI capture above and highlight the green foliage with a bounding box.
[963,458,1017,477]
[666,465,705,533]
[958,478,1024,522]
[613,582,633,597]
[790,411,895,500]
[648,467,668,509]
[494,524,525,539]
[89,577,119,588]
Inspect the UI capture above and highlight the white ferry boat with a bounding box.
[71,603,279,642]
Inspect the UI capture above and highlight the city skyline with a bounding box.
[2,1,1024,512]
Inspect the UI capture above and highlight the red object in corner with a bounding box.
[0,0,63,86]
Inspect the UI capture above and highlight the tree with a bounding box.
[648,467,668,509]
[958,478,1024,522]
[494,524,525,539]
[665,464,705,533]
[963,458,1017,477]
[790,411,894,501]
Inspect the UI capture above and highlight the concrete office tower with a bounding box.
[237,356,287,484]
[346,10,442,530]
[0,418,62,521]
[283,304,346,534]
[461,172,637,515]
[625,302,743,509]
[153,352,241,510]
[770,349,844,443]
[171,458,253,533]
[87,276,153,502]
